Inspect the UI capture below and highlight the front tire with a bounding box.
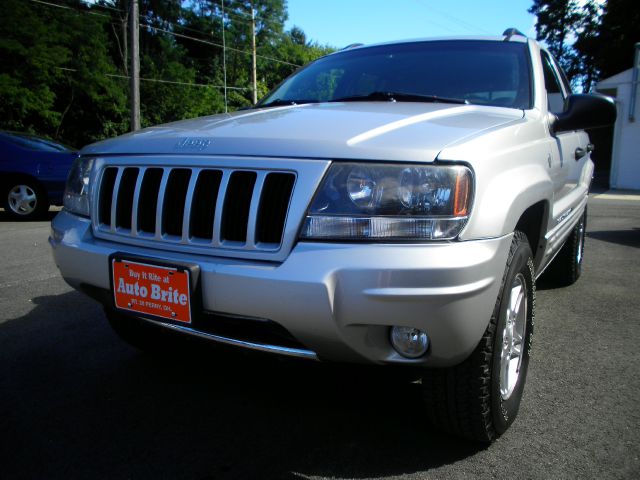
[422,231,535,442]
[3,180,49,220]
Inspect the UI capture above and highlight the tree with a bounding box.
[570,1,602,92]
[528,0,594,87]
[0,0,128,146]
[530,0,640,91]
[591,0,640,79]
[0,0,332,147]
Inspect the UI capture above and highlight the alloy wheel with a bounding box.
[499,273,527,400]
[8,185,38,216]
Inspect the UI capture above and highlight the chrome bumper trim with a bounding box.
[143,317,319,360]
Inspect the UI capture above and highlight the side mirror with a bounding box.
[552,94,617,134]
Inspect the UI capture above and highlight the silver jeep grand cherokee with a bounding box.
[50,31,615,442]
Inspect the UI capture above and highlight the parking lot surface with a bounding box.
[1,196,638,480]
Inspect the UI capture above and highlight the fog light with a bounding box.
[390,326,429,358]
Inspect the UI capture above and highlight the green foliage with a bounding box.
[0,0,333,148]
[0,0,128,147]
[528,0,594,88]
[529,0,639,91]
[139,48,226,126]
[0,0,67,133]
[588,0,640,80]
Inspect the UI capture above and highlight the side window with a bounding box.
[541,51,566,113]
[556,62,573,95]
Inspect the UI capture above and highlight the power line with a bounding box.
[417,1,493,35]
[31,0,300,67]
[217,1,255,21]
[31,0,111,19]
[219,9,256,26]
[84,0,252,24]
[84,0,224,40]
[81,1,123,13]
[84,0,258,32]
[56,67,251,90]
[144,24,300,67]
[221,2,253,19]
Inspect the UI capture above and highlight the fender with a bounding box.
[440,117,554,243]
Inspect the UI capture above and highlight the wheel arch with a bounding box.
[0,171,47,194]
[514,200,550,270]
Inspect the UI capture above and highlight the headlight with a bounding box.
[300,163,472,241]
[63,157,94,217]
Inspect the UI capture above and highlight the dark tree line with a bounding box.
[0,0,333,148]
[529,0,640,92]
[4,0,635,149]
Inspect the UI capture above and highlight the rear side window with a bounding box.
[541,51,567,113]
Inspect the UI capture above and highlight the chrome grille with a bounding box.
[94,166,296,253]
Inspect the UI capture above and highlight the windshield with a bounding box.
[0,131,74,152]
[260,40,532,110]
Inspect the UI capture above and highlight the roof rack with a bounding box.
[503,28,526,41]
[341,43,364,50]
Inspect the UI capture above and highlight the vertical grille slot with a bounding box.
[94,163,301,258]
[162,169,192,236]
[256,173,295,244]
[137,168,163,233]
[221,171,257,242]
[98,167,118,226]
[190,170,222,239]
[115,168,139,229]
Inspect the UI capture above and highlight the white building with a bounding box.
[597,67,640,191]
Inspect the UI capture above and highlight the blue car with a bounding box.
[0,131,78,220]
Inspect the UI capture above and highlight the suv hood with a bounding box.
[82,103,524,162]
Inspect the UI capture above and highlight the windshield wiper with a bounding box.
[331,91,469,105]
[257,98,318,108]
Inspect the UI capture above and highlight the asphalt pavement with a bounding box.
[1,196,638,480]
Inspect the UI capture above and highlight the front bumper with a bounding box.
[50,210,512,367]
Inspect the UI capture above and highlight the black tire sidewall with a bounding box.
[490,237,535,435]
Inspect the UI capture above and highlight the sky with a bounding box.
[284,0,538,48]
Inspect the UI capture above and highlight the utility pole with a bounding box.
[130,0,141,131]
[629,42,640,122]
[251,3,257,105]
[221,0,228,113]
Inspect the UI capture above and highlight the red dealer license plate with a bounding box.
[112,258,192,324]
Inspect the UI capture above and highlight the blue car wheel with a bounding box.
[3,179,49,220]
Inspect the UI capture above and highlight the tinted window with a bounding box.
[261,41,532,109]
[541,51,566,113]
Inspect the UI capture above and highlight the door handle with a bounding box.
[575,147,586,160]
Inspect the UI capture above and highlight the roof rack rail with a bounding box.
[503,28,526,41]
[341,43,364,50]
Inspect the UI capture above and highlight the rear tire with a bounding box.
[540,208,587,287]
[422,231,535,442]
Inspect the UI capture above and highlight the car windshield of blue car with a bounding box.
[259,40,532,110]
[1,132,73,152]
